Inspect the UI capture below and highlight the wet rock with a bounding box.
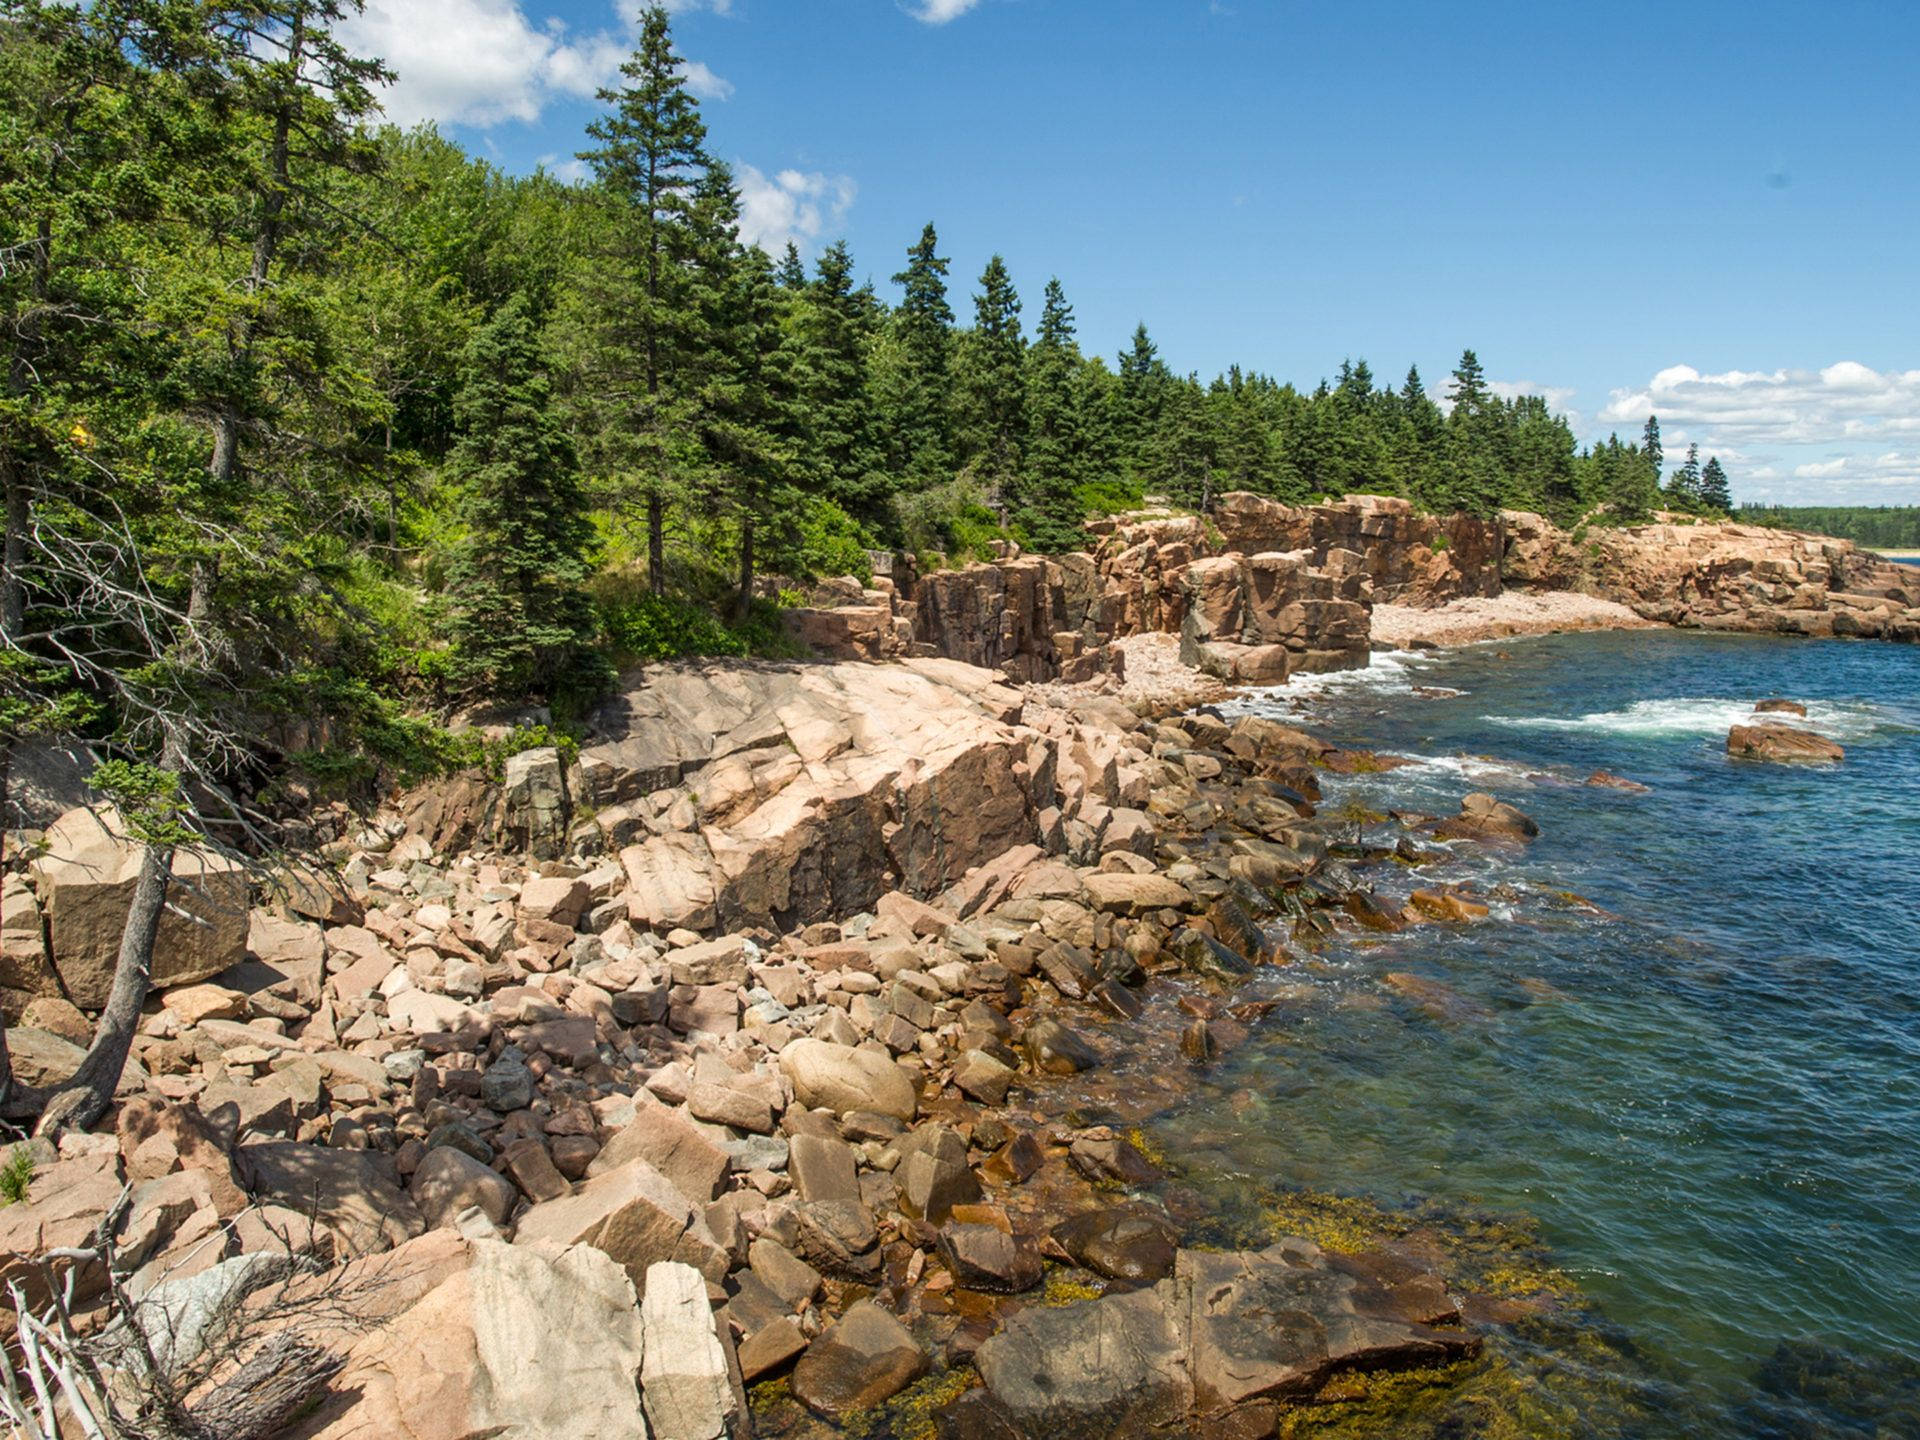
[1585,770,1651,793]
[954,1048,1017,1105]
[790,1300,929,1422]
[1169,927,1256,986]
[1727,723,1844,763]
[1754,698,1808,716]
[1431,791,1540,841]
[1343,890,1407,932]
[1168,1243,1476,1414]
[938,1218,1043,1293]
[975,1286,1191,1436]
[1052,1206,1180,1285]
[1068,1131,1164,1187]
[1021,1017,1099,1075]
[780,1037,918,1121]
[1407,889,1491,923]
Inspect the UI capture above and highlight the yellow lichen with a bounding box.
[1040,1264,1107,1307]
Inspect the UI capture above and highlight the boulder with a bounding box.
[1728,723,1844,763]
[976,1286,1191,1437]
[512,1158,728,1296]
[238,1143,425,1258]
[1052,1206,1180,1284]
[298,1239,646,1440]
[588,1098,731,1203]
[779,1038,918,1121]
[1080,870,1193,916]
[1431,792,1540,841]
[790,1300,929,1422]
[29,805,247,1009]
[409,1146,516,1230]
[639,1260,737,1440]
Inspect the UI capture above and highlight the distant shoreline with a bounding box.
[1870,549,1920,562]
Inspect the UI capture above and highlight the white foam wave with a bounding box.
[1221,651,1438,710]
[1489,697,1886,742]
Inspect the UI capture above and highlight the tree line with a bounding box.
[2,0,1738,757]
[1740,505,1920,549]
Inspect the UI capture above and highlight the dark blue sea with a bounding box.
[1153,631,1920,1437]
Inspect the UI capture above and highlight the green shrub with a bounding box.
[0,1146,35,1206]
[783,497,875,584]
[600,589,751,662]
[1075,473,1146,518]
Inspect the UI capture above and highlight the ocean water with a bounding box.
[1155,631,1920,1437]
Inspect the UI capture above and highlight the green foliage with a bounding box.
[0,1146,34,1207]
[780,498,875,584]
[896,478,1009,565]
[1074,473,1146,518]
[1740,504,1920,547]
[89,761,189,845]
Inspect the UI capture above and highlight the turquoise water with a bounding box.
[1158,631,1920,1436]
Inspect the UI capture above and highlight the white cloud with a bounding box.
[1598,360,1920,503]
[340,0,731,127]
[908,0,983,23]
[735,164,857,257]
[1598,361,1920,448]
[679,59,734,100]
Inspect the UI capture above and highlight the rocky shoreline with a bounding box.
[4,493,1915,1440]
[2,652,1579,1440]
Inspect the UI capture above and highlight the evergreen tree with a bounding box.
[574,3,714,593]
[776,240,807,290]
[443,293,599,702]
[1642,414,1663,485]
[1666,442,1703,511]
[1604,433,1659,521]
[792,240,884,525]
[883,221,955,487]
[1698,454,1731,513]
[1447,349,1489,419]
[955,254,1025,504]
[1018,277,1088,549]
[1115,322,1168,479]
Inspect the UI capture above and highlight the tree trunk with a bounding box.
[735,516,754,622]
[648,491,665,595]
[35,840,173,1138]
[1,456,25,640]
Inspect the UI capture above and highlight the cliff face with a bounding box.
[1502,512,1920,642]
[778,495,1919,681]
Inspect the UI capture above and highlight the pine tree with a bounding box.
[1666,442,1703,512]
[883,222,955,488]
[792,240,884,525]
[1698,455,1731,513]
[1605,433,1659,521]
[574,3,714,593]
[1447,349,1489,419]
[443,293,599,702]
[955,254,1025,506]
[1018,277,1087,550]
[776,240,807,290]
[1116,323,1167,480]
[1642,414,1663,485]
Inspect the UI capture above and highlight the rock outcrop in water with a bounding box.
[1727,723,1846,763]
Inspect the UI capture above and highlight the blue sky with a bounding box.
[337,0,1920,506]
